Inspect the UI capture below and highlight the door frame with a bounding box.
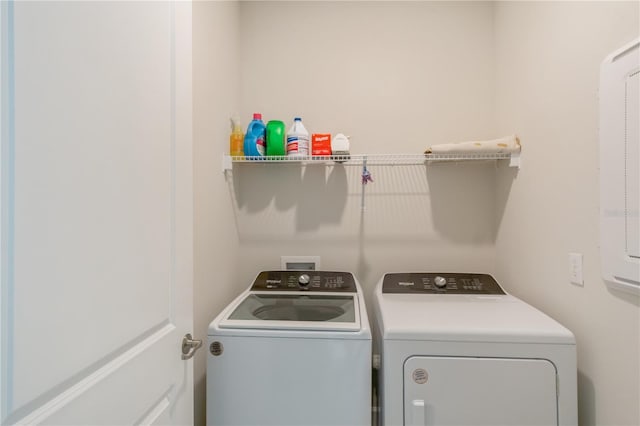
[1,0,16,419]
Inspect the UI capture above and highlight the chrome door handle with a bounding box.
[181,333,202,360]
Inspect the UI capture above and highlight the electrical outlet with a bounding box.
[569,253,584,286]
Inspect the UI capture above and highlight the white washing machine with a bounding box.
[207,270,372,426]
[373,272,577,426]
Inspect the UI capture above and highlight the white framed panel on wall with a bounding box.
[600,38,640,295]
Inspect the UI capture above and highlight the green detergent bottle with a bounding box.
[266,120,286,156]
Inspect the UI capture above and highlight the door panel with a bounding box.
[404,356,558,426]
[1,1,193,424]
[625,70,639,258]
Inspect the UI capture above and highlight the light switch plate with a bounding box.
[569,253,584,286]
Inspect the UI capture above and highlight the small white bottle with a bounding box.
[286,117,310,158]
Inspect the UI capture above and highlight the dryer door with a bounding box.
[404,356,558,426]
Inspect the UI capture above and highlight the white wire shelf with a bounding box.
[222,152,519,171]
[222,152,521,210]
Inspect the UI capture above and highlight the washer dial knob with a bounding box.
[434,276,447,288]
[298,274,311,287]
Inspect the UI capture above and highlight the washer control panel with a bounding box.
[382,273,505,294]
[252,271,357,292]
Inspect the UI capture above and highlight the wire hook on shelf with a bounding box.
[361,157,373,210]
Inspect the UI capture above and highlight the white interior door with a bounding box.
[1,1,194,424]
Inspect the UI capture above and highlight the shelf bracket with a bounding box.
[222,154,233,173]
[509,152,521,168]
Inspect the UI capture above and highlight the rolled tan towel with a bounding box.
[425,135,521,154]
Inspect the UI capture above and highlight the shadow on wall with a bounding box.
[226,160,517,244]
[426,161,517,244]
[605,286,640,307]
[577,371,596,426]
[195,374,206,426]
[495,163,519,235]
[297,165,348,231]
[230,163,348,233]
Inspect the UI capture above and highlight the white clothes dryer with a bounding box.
[373,272,577,426]
[207,270,372,426]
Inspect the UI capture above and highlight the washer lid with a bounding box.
[219,292,361,332]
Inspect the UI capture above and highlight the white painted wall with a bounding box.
[493,2,640,425]
[235,1,499,309]
[192,2,241,425]
[194,2,640,426]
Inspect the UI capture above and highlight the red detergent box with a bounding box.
[312,134,332,156]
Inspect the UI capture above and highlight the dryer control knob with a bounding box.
[434,276,447,288]
[298,274,311,286]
